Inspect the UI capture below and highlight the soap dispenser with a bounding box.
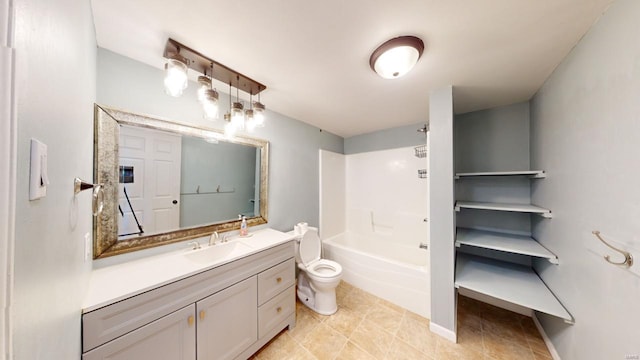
[240,215,248,236]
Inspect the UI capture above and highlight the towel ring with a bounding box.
[592,231,633,268]
[74,178,104,216]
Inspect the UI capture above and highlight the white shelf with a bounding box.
[455,253,572,323]
[455,228,558,264]
[455,201,552,218]
[455,170,545,179]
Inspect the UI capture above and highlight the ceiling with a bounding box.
[91,0,613,138]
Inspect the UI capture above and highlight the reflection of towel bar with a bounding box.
[181,190,235,195]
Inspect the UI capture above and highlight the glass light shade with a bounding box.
[202,89,219,120]
[245,109,256,132]
[197,76,213,103]
[373,46,420,79]
[370,36,424,79]
[253,101,266,127]
[164,58,188,97]
[224,121,237,139]
[231,102,245,130]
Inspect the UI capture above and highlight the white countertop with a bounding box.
[83,228,295,313]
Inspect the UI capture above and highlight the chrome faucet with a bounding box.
[188,241,201,250]
[209,232,219,246]
[419,243,428,250]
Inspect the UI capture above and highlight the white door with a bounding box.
[83,305,196,360]
[119,125,182,237]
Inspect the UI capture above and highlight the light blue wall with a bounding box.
[180,138,256,227]
[12,0,96,358]
[97,48,344,236]
[455,102,533,252]
[428,86,456,339]
[530,1,640,358]
[344,122,427,154]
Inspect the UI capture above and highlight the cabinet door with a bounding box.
[196,276,257,360]
[83,305,196,360]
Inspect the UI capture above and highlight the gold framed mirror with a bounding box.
[93,104,269,258]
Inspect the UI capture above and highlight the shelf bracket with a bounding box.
[547,256,559,265]
[532,172,547,179]
[538,212,553,219]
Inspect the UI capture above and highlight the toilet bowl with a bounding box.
[295,227,343,315]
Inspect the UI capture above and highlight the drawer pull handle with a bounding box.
[188,315,195,327]
[276,277,282,283]
[276,306,282,313]
[199,311,206,321]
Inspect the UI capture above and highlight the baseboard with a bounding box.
[429,322,457,343]
[532,314,561,360]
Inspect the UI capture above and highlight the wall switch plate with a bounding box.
[84,232,91,261]
[29,138,49,200]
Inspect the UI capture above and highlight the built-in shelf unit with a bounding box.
[454,171,572,323]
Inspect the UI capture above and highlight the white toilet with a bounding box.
[294,226,343,315]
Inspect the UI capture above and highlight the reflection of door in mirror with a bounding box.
[118,125,182,238]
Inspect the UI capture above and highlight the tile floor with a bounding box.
[252,281,553,360]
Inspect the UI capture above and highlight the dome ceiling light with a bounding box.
[369,36,425,79]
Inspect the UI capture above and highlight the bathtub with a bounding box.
[322,231,430,318]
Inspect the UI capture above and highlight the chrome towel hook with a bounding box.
[592,230,633,268]
[74,178,104,216]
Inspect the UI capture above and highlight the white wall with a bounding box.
[530,0,640,358]
[97,48,344,235]
[12,0,96,359]
[428,86,456,341]
[345,147,428,246]
[319,150,345,239]
[0,0,16,357]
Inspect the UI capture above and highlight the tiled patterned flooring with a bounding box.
[252,281,553,360]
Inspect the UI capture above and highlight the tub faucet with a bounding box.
[419,243,428,250]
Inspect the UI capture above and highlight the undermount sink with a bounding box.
[185,241,252,264]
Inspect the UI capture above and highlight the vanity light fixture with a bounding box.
[164,54,189,96]
[369,36,424,79]
[163,38,267,132]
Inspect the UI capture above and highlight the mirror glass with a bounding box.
[94,105,269,258]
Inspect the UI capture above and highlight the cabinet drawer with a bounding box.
[258,258,295,305]
[258,286,295,338]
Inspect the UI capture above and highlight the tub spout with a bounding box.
[419,243,428,250]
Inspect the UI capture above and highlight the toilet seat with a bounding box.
[298,229,342,279]
[305,259,342,279]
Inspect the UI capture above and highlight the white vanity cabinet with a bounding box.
[82,240,296,360]
[196,276,258,360]
[83,305,196,360]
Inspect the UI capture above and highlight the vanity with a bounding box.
[81,229,296,360]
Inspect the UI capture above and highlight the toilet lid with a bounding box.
[299,230,321,266]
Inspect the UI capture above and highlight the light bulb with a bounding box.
[164,57,188,97]
[202,89,219,120]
